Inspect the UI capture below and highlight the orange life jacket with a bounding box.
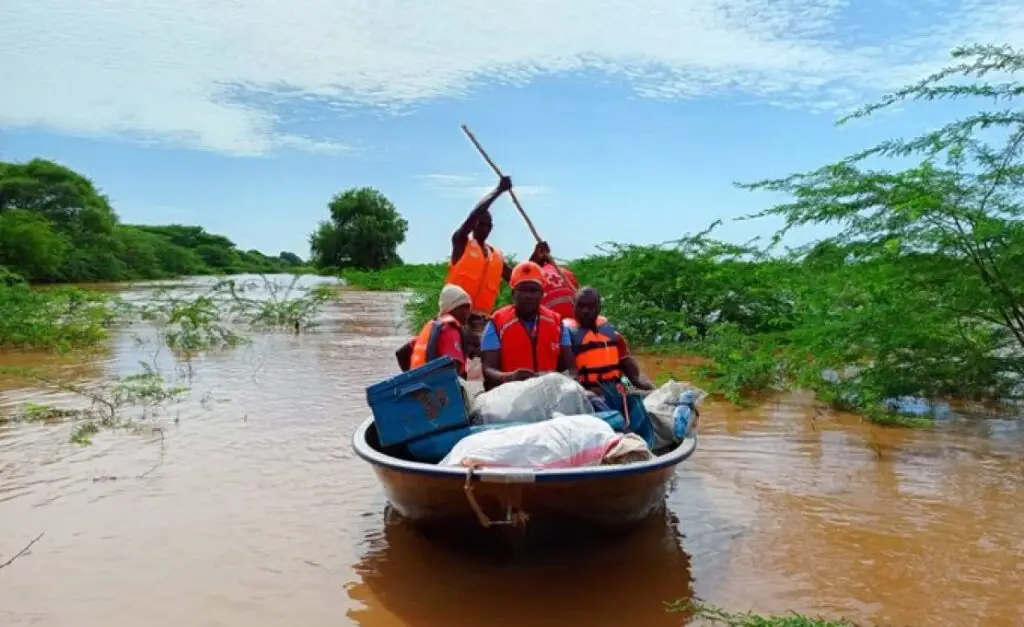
[491,305,562,373]
[540,263,578,320]
[410,314,464,374]
[446,238,505,315]
[564,316,622,385]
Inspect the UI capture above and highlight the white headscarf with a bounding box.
[438,284,471,316]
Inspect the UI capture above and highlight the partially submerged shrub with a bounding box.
[219,274,339,331]
[2,362,188,445]
[0,283,117,352]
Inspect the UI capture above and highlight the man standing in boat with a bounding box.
[480,261,576,391]
[447,175,515,332]
[529,240,579,320]
[564,286,656,446]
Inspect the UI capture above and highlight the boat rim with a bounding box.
[351,417,698,484]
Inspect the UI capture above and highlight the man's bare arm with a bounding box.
[395,342,413,372]
[559,344,577,377]
[481,350,504,391]
[482,349,536,391]
[621,356,655,390]
[451,176,512,264]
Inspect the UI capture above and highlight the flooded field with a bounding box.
[1,276,1022,627]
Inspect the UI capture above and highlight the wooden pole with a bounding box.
[460,124,571,286]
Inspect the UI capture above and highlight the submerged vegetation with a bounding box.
[7,364,191,446]
[0,279,117,352]
[222,274,337,331]
[667,600,859,627]
[343,44,1024,426]
[0,273,340,445]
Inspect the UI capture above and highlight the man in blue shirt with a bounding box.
[479,261,576,390]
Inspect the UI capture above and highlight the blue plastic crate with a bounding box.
[365,355,470,448]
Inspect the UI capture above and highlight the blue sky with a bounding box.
[3,0,1023,263]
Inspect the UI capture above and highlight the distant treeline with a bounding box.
[0,159,308,284]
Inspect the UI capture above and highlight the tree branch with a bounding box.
[0,533,45,571]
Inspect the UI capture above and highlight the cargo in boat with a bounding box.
[351,417,698,530]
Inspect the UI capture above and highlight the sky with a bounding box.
[3,0,1024,264]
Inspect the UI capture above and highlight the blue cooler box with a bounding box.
[365,355,470,448]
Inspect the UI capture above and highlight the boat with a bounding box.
[352,416,699,532]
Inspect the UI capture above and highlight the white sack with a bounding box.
[469,372,593,425]
[601,433,656,465]
[439,413,620,469]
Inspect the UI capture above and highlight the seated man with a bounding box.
[564,286,656,446]
[395,284,474,378]
[528,240,579,320]
[480,261,576,391]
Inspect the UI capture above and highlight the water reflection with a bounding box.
[347,509,693,627]
[0,349,110,397]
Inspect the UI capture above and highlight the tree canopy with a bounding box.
[0,159,308,283]
[728,43,1024,409]
[309,187,408,271]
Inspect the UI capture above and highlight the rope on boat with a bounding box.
[463,465,529,529]
[616,383,631,430]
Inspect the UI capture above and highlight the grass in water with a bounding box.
[2,272,335,445]
[219,274,339,332]
[0,362,188,446]
[341,264,447,292]
[667,600,860,627]
[0,282,119,353]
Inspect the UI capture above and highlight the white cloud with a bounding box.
[417,174,478,187]
[3,0,1024,156]
[417,174,551,200]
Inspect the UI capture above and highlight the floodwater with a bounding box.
[1,275,1022,627]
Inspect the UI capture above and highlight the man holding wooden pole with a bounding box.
[446,175,515,326]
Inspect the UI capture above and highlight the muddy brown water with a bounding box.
[1,276,1022,627]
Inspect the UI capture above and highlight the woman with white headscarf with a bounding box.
[394,284,475,378]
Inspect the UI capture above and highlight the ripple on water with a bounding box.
[1,277,1023,627]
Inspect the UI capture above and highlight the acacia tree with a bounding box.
[0,159,118,235]
[738,44,1024,411]
[0,159,124,282]
[309,187,408,271]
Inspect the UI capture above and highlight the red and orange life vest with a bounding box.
[490,304,562,373]
[410,314,464,374]
[446,238,505,315]
[564,316,622,385]
[540,263,578,320]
